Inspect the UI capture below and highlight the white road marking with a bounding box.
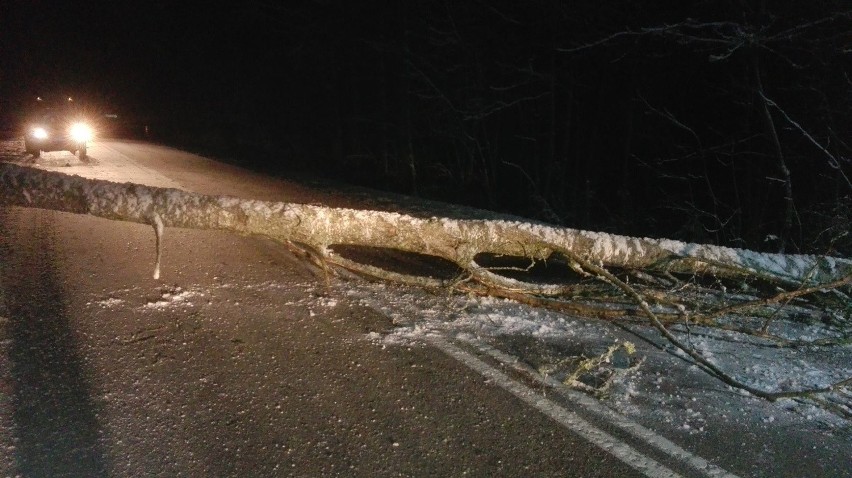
[430,335,683,478]
[456,336,741,478]
[431,335,740,478]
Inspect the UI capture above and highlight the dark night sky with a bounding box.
[2,1,416,138]
[2,1,291,115]
[2,1,676,123]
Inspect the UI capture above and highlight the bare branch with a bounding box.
[761,93,852,191]
[2,163,850,407]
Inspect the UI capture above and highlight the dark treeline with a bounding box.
[2,1,850,254]
[234,0,850,255]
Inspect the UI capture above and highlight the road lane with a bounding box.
[0,141,651,476]
[0,209,109,476]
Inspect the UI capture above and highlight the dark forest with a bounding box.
[2,1,850,255]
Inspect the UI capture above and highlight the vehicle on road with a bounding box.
[24,107,94,159]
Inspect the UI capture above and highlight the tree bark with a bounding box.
[2,164,847,292]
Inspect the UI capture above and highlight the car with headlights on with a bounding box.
[25,109,94,159]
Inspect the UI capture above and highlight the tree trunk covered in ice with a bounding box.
[3,163,850,404]
[1,163,849,292]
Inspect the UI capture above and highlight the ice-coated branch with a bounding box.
[3,163,850,406]
[1,163,849,289]
[152,212,164,280]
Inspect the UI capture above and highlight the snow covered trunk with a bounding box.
[1,163,849,288]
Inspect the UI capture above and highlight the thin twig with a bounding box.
[555,247,852,402]
[703,274,851,322]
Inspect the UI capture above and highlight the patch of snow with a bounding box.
[317,297,337,308]
[96,298,125,308]
[143,287,204,310]
[343,278,852,446]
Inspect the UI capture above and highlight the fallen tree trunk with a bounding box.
[2,163,850,407]
[1,163,848,291]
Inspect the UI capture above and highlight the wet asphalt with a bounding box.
[0,205,641,477]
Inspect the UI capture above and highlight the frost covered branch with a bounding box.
[1,162,849,289]
[557,245,852,403]
[1,163,850,407]
[23,165,852,267]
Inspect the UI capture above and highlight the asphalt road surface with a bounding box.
[0,140,754,477]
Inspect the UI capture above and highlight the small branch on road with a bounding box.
[152,212,164,280]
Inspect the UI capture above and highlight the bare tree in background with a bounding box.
[250,0,851,255]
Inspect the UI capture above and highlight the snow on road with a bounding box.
[1,138,182,189]
[2,138,850,477]
[80,271,851,476]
